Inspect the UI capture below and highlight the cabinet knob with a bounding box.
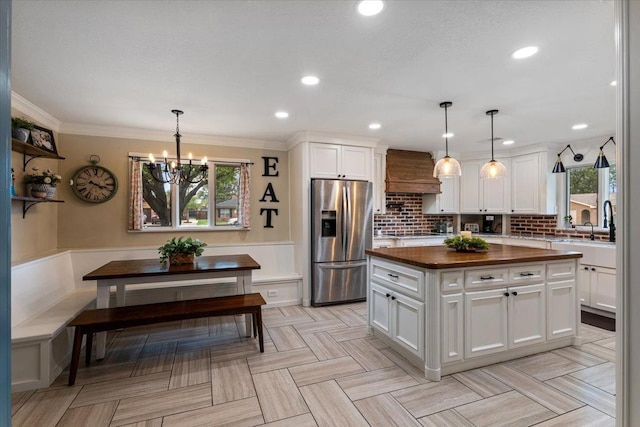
[512,291,518,296]
[391,296,396,301]
[511,209,514,213]
[385,293,390,298]
[584,266,589,270]
[591,268,596,271]
[441,209,444,212]
[503,292,510,297]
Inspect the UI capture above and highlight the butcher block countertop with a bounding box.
[366,244,582,269]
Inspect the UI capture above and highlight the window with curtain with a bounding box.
[128,157,250,231]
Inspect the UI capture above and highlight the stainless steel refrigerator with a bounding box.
[311,179,373,306]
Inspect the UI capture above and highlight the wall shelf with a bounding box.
[11,138,65,171]
[11,195,64,218]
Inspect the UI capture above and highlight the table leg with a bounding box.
[96,284,109,359]
[237,272,252,337]
[116,284,126,306]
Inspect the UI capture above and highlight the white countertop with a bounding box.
[374,233,616,246]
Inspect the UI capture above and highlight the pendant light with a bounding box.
[594,136,615,169]
[551,144,584,173]
[433,101,462,178]
[480,109,507,179]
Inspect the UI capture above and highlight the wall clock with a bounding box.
[71,155,118,203]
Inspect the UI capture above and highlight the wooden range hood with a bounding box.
[385,149,441,194]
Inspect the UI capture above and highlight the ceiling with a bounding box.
[11,0,615,153]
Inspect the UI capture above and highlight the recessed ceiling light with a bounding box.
[357,0,384,16]
[511,46,539,59]
[301,75,319,86]
[610,80,617,86]
[572,123,588,130]
[502,140,515,145]
[275,111,289,119]
[369,123,381,130]
[442,133,454,138]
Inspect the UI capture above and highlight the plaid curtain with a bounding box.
[128,159,143,230]
[239,163,251,228]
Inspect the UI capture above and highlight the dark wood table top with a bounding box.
[366,244,582,269]
[83,254,261,281]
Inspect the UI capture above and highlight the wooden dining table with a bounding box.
[83,254,261,359]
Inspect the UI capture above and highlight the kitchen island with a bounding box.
[366,244,582,381]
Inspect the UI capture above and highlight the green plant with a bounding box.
[11,117,35,130]
[443,235,489,252]
[158,236,207,265]
[563,215,573,223]
[24,167,62,187]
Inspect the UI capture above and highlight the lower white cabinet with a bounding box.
[370,282,424,359]
[465,283,546,358]
[577,264,616,313]
[547,279,577,339]
[441,293,464,363]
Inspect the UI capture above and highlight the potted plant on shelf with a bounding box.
[563,215,573,229]
[158,236,207,266]
[24,167,62,199]
[11,117,35,142]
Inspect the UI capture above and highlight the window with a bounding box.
[129,157,249,231]
[565,164,616,227]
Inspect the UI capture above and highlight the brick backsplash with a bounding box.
[510,214,612,241]
[374,193,453,235]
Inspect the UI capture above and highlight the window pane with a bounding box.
[567,167,598,225]
[179,165,209,227]
[607,164,617,225]
[142,162,172,227]
[215,165,240,226]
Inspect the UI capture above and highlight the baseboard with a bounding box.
[581,310,616,331]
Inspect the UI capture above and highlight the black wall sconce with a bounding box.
[552,144,584,173]
[594,137,616,169]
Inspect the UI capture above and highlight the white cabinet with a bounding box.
[577,266,591,306]
[511,154,540,214]
[373,238,395,249]
[373,152,386,214]
[547,279,577,339]
[441,293,464,363]
[398,237,445,247]
[460,160,509,213]
[580,265,616,313]
[465,284,546,358]
[422,177,459,214]
[370,283,424,359]
[309,143,371,180]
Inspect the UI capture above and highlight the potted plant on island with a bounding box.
[11,117,35,143]
[24,167,62,199]
[563,215,573,229]
[158,236,207,266]
[443,235,489,253]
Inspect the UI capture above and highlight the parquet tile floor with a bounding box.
[11,303,616,426]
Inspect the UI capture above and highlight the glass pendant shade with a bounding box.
[434,101,462,178]
[433,156,462,178]
[594,150,610,168]
[552,156,566,173]
[481,109,507,179]
[480,159,508,179]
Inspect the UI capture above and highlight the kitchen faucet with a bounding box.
[583,222,595,240]
[603,200,616,243]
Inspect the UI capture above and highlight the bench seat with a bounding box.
[67,293,266,385]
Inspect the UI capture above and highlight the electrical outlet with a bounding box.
[267,290,278,297]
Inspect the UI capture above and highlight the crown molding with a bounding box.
[287,131,380,150]
[11,91,61,132]
[59,122,289,151]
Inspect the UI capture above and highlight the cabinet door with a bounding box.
[373,153,386,214]
[309,143,341,178]
[370,283,391,335]
[511,154,539,214]
[482,175,509,213]
[441,293,464,363]
[391,292,424,359]
[547,279,577,340]
[438,176,459,213]
[590,267,616,313]
[460,161,482,213]
[578,265,591,306]
[341,145,371,180]
[465,289,508,358]
[508,284,546,348]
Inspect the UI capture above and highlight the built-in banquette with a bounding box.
[366,244,582,381]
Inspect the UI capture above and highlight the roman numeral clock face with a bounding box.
[71,165,118,203]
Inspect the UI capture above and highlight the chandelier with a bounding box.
[147,109,208,184]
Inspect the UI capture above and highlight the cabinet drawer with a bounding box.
[465,268,509,289]
[370,258,424,300]
[373,239,395,249]
[547,261,576,281]
[440,270,464,292]
[509,264,545,284]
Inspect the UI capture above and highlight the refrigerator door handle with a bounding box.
[317,260,367,269]
[342,189,348,259]
[344,185,351,259]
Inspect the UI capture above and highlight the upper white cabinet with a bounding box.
[423,176,459,214]
[309,143,372,180]
[510,152,555,214]
[373,151,386,214]
[460,160,510,213]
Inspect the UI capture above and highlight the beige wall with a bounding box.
[11,108,60,262]
[55,133,290,250]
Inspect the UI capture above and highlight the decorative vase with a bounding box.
[30,183,56,199]
[12,128,30,142]
[169,253,195,265]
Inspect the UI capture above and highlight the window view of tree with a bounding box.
[214,165,240,226]
[567,167,598,225]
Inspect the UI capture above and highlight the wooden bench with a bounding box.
[67,293,266,385]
